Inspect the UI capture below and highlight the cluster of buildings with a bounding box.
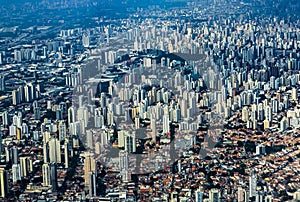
[0,0,299,201]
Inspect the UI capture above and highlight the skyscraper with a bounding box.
[24,83,36,102]
[68,107,76,125]
[84,153,96,191]
[33,107,41,120]
[180,99,187,118]
[125,133,136,153]
[209,189,221,202]
[12,112,22,128]
[11,146,19,165]
[94,108,104,128]
[242,107,249,122]
[0,75,5,92]
[64,139,69,169]
[58,121,67,141]
[12,164,21,183]
[77,107,89,127]
[50,163,58,192]
[86,130,94,149]
[119,150,130,181]
[163,113,170,134]
[150,114,156,142]
[49,138,61,163]
[12,90,20,105]
[42,163,50,186]
[1,111,8,126]
[237,186,245,202]
[163,104,170,129]
[119,150,129,171]
[82,32,90,48]
[20,156,31,178]
[0,168,8,198]
[249,174,257,198]
[43,142,49,163]
[195,187,204,202]
[104,26,110,44]
[88,172,97,197]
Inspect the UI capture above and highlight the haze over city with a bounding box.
[0,0,299,201]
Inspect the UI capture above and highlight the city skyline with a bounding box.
[0,0,299,201]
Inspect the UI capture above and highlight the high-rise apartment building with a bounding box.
[84,153,96,191]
